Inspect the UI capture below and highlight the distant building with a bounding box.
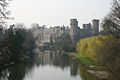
[82,23,92,30]
[32,19,99,46]
[70,19,80,43]
[92,19,99,35]
[32,25,69,46]
[69,19,99,43]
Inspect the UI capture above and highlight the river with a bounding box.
[0,48,101,80]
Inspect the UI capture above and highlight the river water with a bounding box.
[0,48,101,80]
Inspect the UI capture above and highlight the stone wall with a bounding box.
[32,19,99,46]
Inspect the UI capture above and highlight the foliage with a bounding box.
[53,33,75,51]
[78,64,101,80]
[0,24,35,63]
[97,37,120,80]
[5,26,26,61]
[0,0,11,23]
[99,0,120,79]
[71,52,95,66]
[76,35,115,60]
[101,0,120,38]
[76,35,120,80]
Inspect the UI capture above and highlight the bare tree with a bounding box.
[101,0,120,38]
[0,0,11,23]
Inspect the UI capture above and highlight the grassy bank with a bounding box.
[70,52,104,70]
[70,52,96,66]
[68,52,108,79]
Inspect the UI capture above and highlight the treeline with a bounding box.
[76,0,120,80]
[53,33,75,52]
[76,35,120,80]
[76,35,115,60]
[0,24,35,69]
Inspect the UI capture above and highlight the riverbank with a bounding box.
[66,52,109,80]
[0,61,18,72]
[0,56,31,72]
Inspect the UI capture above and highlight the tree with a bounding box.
[54,33,74,52]
[97,37,120,80]
[4,24,26,61]
[101,0,120,38]
[0,0,11,23]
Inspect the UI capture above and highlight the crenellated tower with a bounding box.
[70,19,80,45]
[92,19,99,35]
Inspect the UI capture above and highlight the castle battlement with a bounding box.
[69,19,99,43]
[32,19,99,46]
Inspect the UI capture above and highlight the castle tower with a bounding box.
[82,23,92,30]
[70,19,78,27]
[92,19,99,35]
[70,19,80,44]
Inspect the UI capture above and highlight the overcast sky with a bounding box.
[7,0,113,27]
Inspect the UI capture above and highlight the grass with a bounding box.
[70,52,96,66]
[70,52,105,71]
[70,52,108,79]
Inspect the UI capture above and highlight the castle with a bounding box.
[70,19,99,43]
[32,19,99,46]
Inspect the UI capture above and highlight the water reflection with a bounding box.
[0,48,101,80]
[78,64,101,80]
[0,49,79,80]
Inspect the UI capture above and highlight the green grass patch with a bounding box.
[70,52,96,66]
[69,52,105,71]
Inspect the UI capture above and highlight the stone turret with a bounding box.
[70,19,78,27]
[70,19,80,45]
[92,19,99,35]
[82,23,92,30]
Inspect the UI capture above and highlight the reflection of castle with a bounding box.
[32,19,99,46]
[34,50,78,76]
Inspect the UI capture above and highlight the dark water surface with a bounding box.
[0,48,100,80]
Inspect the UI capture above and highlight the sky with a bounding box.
[7,0,113,28]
